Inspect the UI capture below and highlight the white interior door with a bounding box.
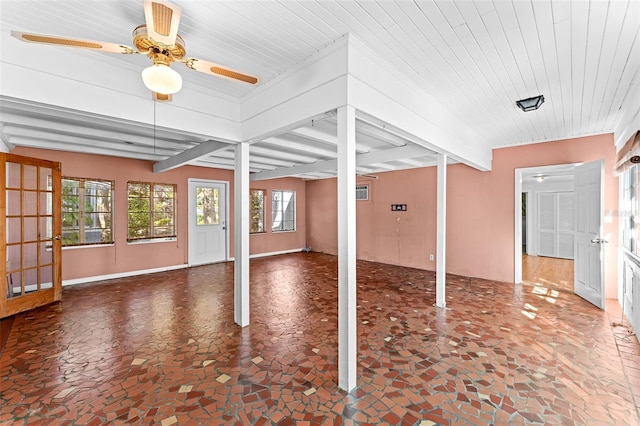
[188,179,227,266]
[574,160,605,308]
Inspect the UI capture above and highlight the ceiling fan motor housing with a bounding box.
[133,24,186,64]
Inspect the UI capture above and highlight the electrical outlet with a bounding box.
[429,254,434,261]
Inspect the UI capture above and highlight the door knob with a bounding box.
[590,238,608,244]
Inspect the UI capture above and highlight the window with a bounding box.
[356,184,369,201]
[272,190,295,232]
[196,186,219,225]
[127,182,176,241]
[61,177,113,246]
[622,165,639,255]
[250,189,265,233]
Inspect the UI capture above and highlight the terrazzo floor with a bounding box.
[1,252,639,425]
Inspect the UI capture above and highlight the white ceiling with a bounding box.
[1,0,639,178]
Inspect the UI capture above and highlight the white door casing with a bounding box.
[574,160,605,308]
[188,179,228,266]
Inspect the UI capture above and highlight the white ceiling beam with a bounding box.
[5,127,179,156]
[366,163,397,171]
[8,136,164,161]
[355,144,429,165]
[355,166,378,174]
[262,136,338,158]
[251,144,431,181]
[213,150,297,168]
[193,158,262,173]
[289,127,370,153]
[355,119,407,147]
[249,145,320,163]
[252,159,337,181]
[398,158,426,167]
[1,113,198,150]
[153,141,233,173]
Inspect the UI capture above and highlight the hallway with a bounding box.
[1,252,638,425]
[522,254,574,293]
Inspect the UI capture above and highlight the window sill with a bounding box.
[272,230,296,234]
[127,237,177,245]
[621,246,640,266]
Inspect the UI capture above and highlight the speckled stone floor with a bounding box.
[1,252,638,425]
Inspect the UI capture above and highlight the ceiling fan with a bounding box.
[11,0,259,101]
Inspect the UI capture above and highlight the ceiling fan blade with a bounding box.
[184,58,259,85]
[11,31,136,54]
[143,0,181,47]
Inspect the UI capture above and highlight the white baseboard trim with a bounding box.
[229,248,304,261]
[62,264,189,287]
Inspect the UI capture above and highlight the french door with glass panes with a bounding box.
[2,154,62,318]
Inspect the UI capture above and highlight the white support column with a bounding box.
[436,153,447,308]
[234,142,250,326]
[337,105,357,391]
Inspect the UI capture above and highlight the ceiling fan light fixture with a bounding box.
[141,63,182,95]
[516,95,544,112]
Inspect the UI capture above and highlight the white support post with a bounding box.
[436,153,447,308]
[337,105,357,391]
[234,142,250,326]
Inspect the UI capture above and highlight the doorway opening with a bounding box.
[515,164,578,293]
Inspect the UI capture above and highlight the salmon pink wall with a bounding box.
[306,170,438,269]
[11,147,306,282]
[448,134,618,294]
[306,134,619,294]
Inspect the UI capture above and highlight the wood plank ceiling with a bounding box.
[1,0,638,177]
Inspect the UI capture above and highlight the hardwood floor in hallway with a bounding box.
[1,252,638,425]
[522,254,574,292]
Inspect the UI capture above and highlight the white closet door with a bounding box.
[538,193,556,257]
[557,192,575,259]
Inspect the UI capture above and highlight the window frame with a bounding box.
[271,189,296,233]
[622,165,639,256]
[250,188,266,234]
[127,181,177,242]
[61,176,114,247]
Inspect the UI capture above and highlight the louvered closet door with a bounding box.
[557,192,575,259]
[536,191,575,259]
[538,193,556,257]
